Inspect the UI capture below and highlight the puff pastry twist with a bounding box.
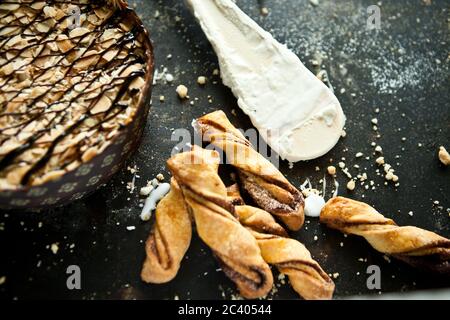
[320,197,450,274]
[141,179,192,283]
[196,110,305,231]
[228,185,335,300]
[167,146,274,299]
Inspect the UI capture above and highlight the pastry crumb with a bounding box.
[197,76,207,85]
[176,84,188,99]
[385,171,394,181]
[375,156,385,165]
[438,146,450,165]
[327,166,336,175]
[346,180,355,191]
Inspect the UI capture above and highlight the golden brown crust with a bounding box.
[229,186,335,300]
[320,197,450,274]
[167,146,273,299]
[196,110,305,231]
[235,205,288,238]
[141,179,192,284]
[253,232,335,300]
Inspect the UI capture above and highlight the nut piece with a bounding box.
[91,95,112,115]
[197,76,207,85]
[69,27,90,39]
[375,156,385,165]
[438,146,450,166]
[81,147,98,163]
[327,166,336,175]
[140,185,154,196]
[385,171,394,181]
[43,6,57,18]
[176,85,188,99]
[346,180,355,191]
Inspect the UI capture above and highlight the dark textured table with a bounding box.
[1,0,449,300]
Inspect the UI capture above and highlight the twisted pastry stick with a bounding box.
[196,110,305,231]
[226,184,288,237]
[227,185,335,300]
[167,146,273,299]
[141,179,192,283]
[321,197,450,274]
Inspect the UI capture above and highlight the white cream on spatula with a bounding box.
[186,0,346,161]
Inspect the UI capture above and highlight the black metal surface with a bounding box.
[1,0,449,300]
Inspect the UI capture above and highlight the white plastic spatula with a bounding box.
[186,0,346,162]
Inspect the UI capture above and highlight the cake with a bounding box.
[0,0,153,193]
